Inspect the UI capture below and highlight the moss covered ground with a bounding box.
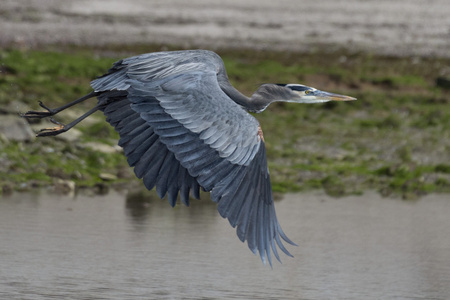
[1,44,449,198]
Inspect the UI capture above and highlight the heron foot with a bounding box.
[21,101,57,119]
[36,118,66,137]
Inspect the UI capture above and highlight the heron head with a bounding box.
[248,83,356,112]
[281,84,357,103]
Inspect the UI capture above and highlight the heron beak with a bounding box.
[314,90,357,102]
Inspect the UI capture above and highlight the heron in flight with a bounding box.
[22,50,356,265]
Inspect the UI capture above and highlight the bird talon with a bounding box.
[35,118,66,137]
[21,110,52,119]
[39,125,64,132]
[36,124,66,137]
[39,101,53,111]
[21,101,56,119]
[49,117,63,126]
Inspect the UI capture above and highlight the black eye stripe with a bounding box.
[287,85,310,92]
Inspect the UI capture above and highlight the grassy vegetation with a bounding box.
[0,45,449,198]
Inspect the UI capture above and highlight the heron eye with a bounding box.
[305,90,311,95]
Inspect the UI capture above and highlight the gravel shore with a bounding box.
[2,0,449,57]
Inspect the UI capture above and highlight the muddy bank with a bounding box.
[1,1,450,198]
[1,0,450,57]
[1,49,449,198]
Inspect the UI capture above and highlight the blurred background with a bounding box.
[0,1,450,299]
[2,0,450,56]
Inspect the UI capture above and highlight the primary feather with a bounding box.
[93,50,295,265]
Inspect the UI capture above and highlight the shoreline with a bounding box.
[1,0,449,58]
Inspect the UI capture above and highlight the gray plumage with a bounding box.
[92,50,293,265]
[23,49,356,266]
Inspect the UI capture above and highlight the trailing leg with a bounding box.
[21,91,100,119]
[36,105,101,137]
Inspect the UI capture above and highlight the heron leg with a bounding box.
[21,91,100,119]
[36,105,101,137]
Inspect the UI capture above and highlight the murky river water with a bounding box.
[1,190,449,299]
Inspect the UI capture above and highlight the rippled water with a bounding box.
[1,190,449,299]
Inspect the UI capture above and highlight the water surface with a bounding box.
[1,190,449,299]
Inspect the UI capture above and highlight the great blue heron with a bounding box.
[22,50,356,265]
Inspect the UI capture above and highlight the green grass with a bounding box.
[0,45,449,198]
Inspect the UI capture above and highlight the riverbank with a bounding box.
[1,46,449,199]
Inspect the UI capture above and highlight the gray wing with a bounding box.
[92,51,295,265]
[97,90,200,207]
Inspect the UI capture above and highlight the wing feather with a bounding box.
[125,132,158,167]
[142,148,167,190]
[119,122,148,143]
[93,50,295,264]
[97,93,200,206]
[133,139,163,178]
[155,151,176,199]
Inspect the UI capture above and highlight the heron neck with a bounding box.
[220,81,269,113]
[219,81,251,107]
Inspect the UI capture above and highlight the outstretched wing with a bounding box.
[92,50,295,265]
[97,91,200,207]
